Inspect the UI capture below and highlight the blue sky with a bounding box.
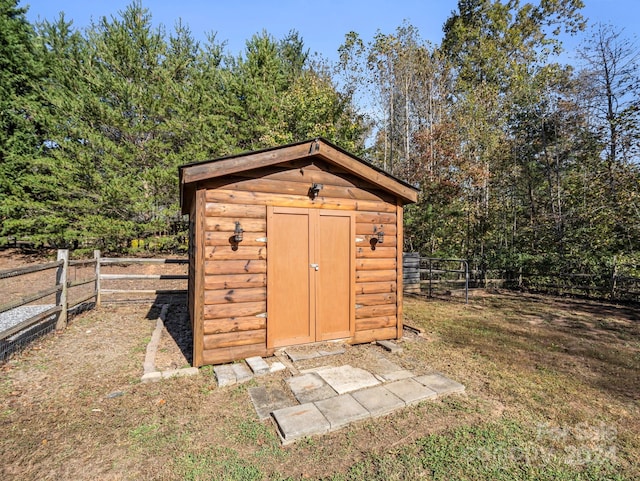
[21,0,640,64]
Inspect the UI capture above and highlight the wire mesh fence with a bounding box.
[0,311,57,362]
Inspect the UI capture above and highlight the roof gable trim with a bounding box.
[180,139,418,204]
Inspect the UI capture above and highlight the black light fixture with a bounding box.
[374,225,384,244]
[309,183,323,200]
[234,221,244,243]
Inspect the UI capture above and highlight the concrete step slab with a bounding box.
[369,354,414,381]
[318,348,346,357]
[379,370,415,382]
[285,347,345,362]
[368,354,403,375]
[385,378,437,405]
[286,372,337,403]
[214,364,236,387]
[413,373,465,396]
[248,386,294,420]
[299,365,333,374]
[314,394,370,430]
[272,403,331,445]
[315,365,380,395]
[232,363,253,383]
[245,356,270,376]
[377,339,403,353]
[351,385,405,417]
[285,350,319,362]
[269,361,287,373]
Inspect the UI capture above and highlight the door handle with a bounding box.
[310,263,319,271]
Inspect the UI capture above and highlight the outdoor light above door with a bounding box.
[309,183,323,199]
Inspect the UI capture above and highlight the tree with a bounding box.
[437,0,586,260]
[575,24,640,256]
[2,2,369,250]
[338,23,441,175]
[578,24,640,179]
[33,2,211,249]
[232,30,367,151]
[0,0,52,244]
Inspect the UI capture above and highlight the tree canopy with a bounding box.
[1,0,638,274]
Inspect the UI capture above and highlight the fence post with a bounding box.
[464,260,469,304]
[94,249,101,308]
[518,266,523,289]
[55,249,69,330]
[610,256,617,300]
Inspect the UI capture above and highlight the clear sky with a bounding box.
[20,0,640,64]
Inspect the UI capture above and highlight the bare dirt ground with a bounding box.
[1,249,639,480]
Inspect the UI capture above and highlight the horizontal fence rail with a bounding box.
[0,260,62,280]
[0,305,62,341]
[99,274,188,280]
[99,257,188,265]
[0,284,62,316]
[403,254,469,304]
[4,248,637,361]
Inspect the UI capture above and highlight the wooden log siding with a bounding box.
[204,316,265,335]
[353,206,398,340]
[204,245,266,261]
[200,201,268,364]
[205,287,266,305]
[193,157,405,365]
[355,281,396,294]
[205,189,397,213]
[192,189,207,367]
[355,223,397,236]
[204,273,266,290]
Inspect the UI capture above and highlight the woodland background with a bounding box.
[1,0,639,280]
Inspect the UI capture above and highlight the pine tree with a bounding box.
[0,0,54,245]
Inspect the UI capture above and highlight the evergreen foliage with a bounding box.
[0,1,367,250]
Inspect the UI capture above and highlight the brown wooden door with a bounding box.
[267,207,314,348]
[267,207,354,348]
[316,210,354,340]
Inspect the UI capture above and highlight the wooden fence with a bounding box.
[97,256,188,303]
[403,254,469,303]
[0,250,188,360]
[403,253,640,303]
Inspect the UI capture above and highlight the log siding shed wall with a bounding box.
[180,138,418,366]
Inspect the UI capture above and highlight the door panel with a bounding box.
[267,207,354,348]
[267,208,313,348]
[317,212,353,340]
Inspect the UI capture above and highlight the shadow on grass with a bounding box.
[145,292,192,366]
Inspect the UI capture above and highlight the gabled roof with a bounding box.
[179,138,419,213]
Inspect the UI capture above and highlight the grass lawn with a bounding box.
[1,292,638,480]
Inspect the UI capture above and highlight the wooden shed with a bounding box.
[179,138,418,366]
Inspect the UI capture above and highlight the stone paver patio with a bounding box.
[239,343,466,444]
[269,364,463,444]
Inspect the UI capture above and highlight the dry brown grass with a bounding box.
[1,282,638,480]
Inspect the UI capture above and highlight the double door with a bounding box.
[267,207,354,348]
